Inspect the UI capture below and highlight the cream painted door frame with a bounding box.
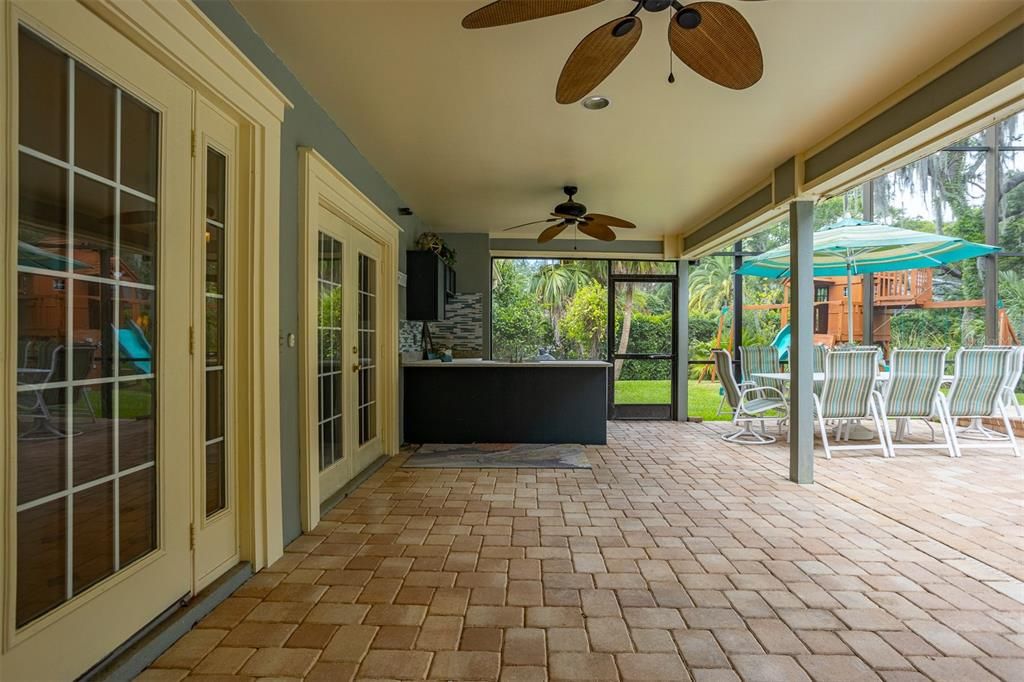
[298,148,400,532]
[0,1,289,678]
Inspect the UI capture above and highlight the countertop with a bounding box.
[402,358,612,368]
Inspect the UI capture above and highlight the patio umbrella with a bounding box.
[735,217,1000,342]
[18,241,89,271]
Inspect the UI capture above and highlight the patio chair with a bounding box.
[739,345,786,396]
[813,350,890,458]
[946,347,1020,457]
[879,349,955,457]
[713,349,753,417]
[813,344,830,397]
[988,345,1024,419]
[713,349,788,444]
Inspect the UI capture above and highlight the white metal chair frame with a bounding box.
[813,351,891,458]
[878,349,956,458]
[946,348,1021,457]
[713,349,788,444]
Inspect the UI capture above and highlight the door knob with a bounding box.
[352,363,360,373]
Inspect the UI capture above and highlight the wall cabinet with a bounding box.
[406,250,456,321]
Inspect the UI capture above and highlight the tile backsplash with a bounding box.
[399,292,483,357]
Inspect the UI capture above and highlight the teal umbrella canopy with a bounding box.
[735,218,999,279]
[735,218,999,342]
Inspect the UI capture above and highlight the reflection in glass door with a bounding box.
[14,27,161,627]
[610,275,677,420]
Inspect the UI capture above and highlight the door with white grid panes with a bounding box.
[8,17,193,678]
[315,211,383,503]
[191,99,240,590]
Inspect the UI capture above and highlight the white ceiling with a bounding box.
[233,0,1019,242]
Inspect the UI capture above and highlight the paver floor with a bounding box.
[144,421,1024,681]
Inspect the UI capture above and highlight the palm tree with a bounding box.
[689,256,732,315]
[531,261,593,347]
[612,260,660,380]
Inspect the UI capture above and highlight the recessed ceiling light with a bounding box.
[582,96,609,110]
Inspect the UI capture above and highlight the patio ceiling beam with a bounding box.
[677,9,1023,259]
[789,200,816,484]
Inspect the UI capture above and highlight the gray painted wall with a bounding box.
[438,233,491,356]
[196,0,429,543]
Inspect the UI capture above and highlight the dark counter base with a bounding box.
[403,365,608,445]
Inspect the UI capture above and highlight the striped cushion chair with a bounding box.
[739,345,786,395]
[713,349,788,444]
[813,350,890,458]
[812,344,830,397]
[985,345,1024,420]
[881,349,954,457]
[946,348,1020,457]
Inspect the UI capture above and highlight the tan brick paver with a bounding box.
[147,421,1023,680]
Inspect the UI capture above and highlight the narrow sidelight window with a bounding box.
[204,148,227,517]
[317,234,344,469]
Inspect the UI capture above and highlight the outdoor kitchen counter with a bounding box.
[403,360,610,444]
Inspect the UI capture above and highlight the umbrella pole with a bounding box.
[847,263,855,343]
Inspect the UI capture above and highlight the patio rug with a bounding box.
[403,443,591,469]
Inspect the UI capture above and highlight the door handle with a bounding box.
[352,363,360,373]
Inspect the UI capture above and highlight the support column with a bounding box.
[983,126,999,344]
[732,241,744,379]
[677,260,690,422]
[789,200,815,484]
[861,180,875,346]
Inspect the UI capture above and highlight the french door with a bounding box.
[7,10,193,678]
[6,8,240,677]
[315,211,384,506]
[191,99,241,590]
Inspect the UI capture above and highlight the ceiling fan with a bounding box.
[462,0,764,104]
[502,186,636,243]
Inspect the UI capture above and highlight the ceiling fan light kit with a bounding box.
[462,0,764,104]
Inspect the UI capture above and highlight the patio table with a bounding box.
[750,371,954,441]
[751,371,954,383]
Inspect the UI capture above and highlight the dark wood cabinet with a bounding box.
[406,250,455,321]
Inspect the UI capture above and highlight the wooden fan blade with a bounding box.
[537,222,569,243]
[556,15,642,104]
[462,0,604,29]
[579,222,616,241]
[502,218,557,231]
[584,213,635,229]
[668,2,763,90]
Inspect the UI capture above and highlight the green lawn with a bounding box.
[614,380,731,421]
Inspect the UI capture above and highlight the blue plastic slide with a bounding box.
[116,320,153,374]
[771,323,792,362]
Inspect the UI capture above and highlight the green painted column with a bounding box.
[677,259,689,422]
[789,200,815,484]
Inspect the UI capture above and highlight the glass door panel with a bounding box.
[357,253,377,446]
[610,277,676,420]
[15,27,161,627]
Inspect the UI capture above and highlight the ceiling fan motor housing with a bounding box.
[554,200,588,219]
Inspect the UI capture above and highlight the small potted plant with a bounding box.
[415,232,457,267]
